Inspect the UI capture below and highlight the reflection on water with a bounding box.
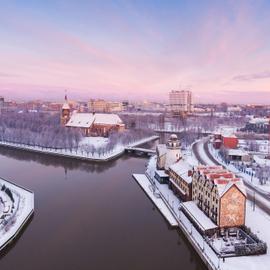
[0,146,206,270]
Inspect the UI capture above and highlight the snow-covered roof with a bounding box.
[195,165,246,197]
[155,170,169,178]
[94,113,123,125]
[66,113,95,128]
[169,160,192,184]
[227,149,248,157]
[66,113,123,128]
[181,201,218,231]
[156,144,167,156]
[62,102,70,110]
[249,117,269,125]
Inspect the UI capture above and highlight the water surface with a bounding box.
[0,147,206,270]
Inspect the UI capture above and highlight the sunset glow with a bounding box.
[1,0,270,103]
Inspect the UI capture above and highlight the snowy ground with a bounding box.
[208,144,270,194]
[142,155,270,270]
[79,136,108,148]
[0,178,34,250]
[254,155,270,167]
[0,135,159,161]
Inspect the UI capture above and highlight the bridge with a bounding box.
[125,147,156,156]
[154,129,211,136]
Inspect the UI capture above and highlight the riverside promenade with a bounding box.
[0,135,159,162]
[133,172,218,270]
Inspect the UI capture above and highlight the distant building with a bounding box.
[224,149,251,162]
[242,117,270,134]
[0,96,4,114]
[0,96,4,108]
[192,166,246,228]
[169,90,193,116]
[88,99,108,113]
[156,134,182,171]
[88,99,123,113]
[212,128,239,149]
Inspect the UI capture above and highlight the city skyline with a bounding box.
[1,0,270,103]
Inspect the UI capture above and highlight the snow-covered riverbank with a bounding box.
[134,155,270,270]
[0,135,159,162]
[0,177,34,251]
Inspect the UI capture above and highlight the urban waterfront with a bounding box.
[0,147,206,270]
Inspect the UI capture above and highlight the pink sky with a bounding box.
[0,1,270,104]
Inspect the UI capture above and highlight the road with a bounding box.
[192,138,270,215]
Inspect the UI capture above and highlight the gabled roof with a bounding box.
[66,113,123,128]
[195,165,246,198]
[169,160,192,184]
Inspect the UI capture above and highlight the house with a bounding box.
[212,127,239,149]
[168,160,193,201]
[192,166,246,229]
[225,149,251,162]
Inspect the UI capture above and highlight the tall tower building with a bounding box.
[61,93,70,125]
[169,90,193,116]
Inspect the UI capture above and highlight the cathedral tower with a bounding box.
[61,92,70,125]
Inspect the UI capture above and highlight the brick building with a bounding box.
[168,160,193,201]
[192,166,246,228]
[61,95,125,136]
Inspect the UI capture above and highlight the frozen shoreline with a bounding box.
[0,135,159,162]
[0,177,34,251]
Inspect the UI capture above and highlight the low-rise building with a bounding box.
[66,112,125,136]
[168,160,193,201]
[192,166,246,228]
[242,117,270,134]
[225,149,251,162]
[61,95,125,136]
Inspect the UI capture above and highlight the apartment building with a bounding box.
[192,166,246,228]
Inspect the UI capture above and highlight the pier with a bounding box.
[132,174,178,227]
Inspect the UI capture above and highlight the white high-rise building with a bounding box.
[169,90,193,115]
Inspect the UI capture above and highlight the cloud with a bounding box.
[232,71,270,81]
[0,72,18,78]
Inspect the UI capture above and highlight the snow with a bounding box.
[155,170,168,178]
[169,159,192,183]
[79,137,108,148]
[133,174,178,227]
[66,112,123,128]
[227,148,248,157]
[208,143,270,195]
[66,113,95,128]
[196,139,217,166]
[143,155,270,270]
[254,155,270,166]
[0,177,34,250]
[181,201,218,231]
[249,117,269,125]
[0,135,159,161]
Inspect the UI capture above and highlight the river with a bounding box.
[0,147,206,270]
